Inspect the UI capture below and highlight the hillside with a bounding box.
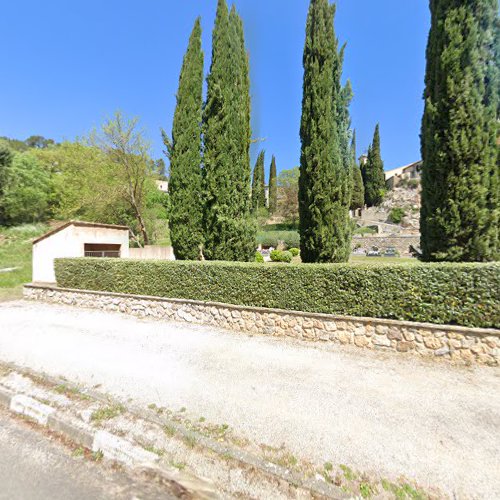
[0,224,47,301]
[356,178,421,235]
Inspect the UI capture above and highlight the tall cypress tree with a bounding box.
[268,155,277,213]
[203,0,255,261]
[350,130,365,211]
[362,124,385,207]
[164,18,204,260]
[420,0,499,262]
[252,150,266,211]
[299,0,352,263]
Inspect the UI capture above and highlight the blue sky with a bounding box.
[0,1,429,175]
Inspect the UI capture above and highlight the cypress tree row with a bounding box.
[350,130,365,211]
[203,0,255,261]
[361,124,385,207]
[268,155,278,213]
[164,19,204,260]
[420,0,499,262]
[299,0,352,263]
[251,150,266,211]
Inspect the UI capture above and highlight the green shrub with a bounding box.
[354,225,378,235]
[289,247,300,257]
[256,230,300,249]
[388,208,406,224]
[270,250,293,263]
[254,251,264,263]
[55,259,500,328]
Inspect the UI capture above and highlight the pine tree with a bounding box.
[362,124,385,207]
[268,155,277,213]
[350,130,364,211]
[252,150,266,211]
[164,18,204,260]
[203,0,255,261]
[299,0,352,263]
[420,0,499,262]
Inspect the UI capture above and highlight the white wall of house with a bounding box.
[129,245,175,260]
[32,224,129,283]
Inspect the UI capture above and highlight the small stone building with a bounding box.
[32,221,130,283]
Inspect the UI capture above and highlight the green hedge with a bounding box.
[256,230,300,249]
[54,259,500,329]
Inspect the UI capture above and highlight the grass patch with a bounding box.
[0,223,48,300]
[340,464,357,481]
[90,404,125,424]
[354,225,378,235]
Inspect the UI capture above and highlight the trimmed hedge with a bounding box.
[54,259,500,329]
[256,230,300,249]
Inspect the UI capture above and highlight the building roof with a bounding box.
[33,221,130,245]
[384,161,422,181]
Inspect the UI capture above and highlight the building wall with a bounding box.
[33,226,129,283]
[129,245,175,260]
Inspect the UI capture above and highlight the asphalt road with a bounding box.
[0,407,176,500]
[1,300,499,498]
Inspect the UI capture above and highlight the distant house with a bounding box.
[385,161,422,190]
[32,221,130,283]
[156,180,169,193]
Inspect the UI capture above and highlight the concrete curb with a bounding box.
[0,361,348,499]
[0,369,217,500]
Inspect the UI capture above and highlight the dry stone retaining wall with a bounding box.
[24,284,499,367]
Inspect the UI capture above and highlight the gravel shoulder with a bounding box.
[0,300,499,498]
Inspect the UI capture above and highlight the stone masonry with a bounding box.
[24,284,499,367]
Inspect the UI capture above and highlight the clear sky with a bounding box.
[0,1,430,175]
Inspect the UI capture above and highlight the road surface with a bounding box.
[0,407,176,499]
[0,300,499,498]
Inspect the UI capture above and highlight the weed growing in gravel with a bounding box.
[360,482,374,498]
[182,435,197,449]
[144,445,165,457]
[324,462,333,472]
[92,450,104,462]
[163,425,176,437]
[72,447,85,457]
[380,478,427,499]
[170,461,186,471]
[55,384,90,400]
[340,464,357,481]
[90,404,125,424]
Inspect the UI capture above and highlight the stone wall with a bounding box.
[24,284,499,367]
[352,235,420,256]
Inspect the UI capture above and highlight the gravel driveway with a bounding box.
[0,300,499,498]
